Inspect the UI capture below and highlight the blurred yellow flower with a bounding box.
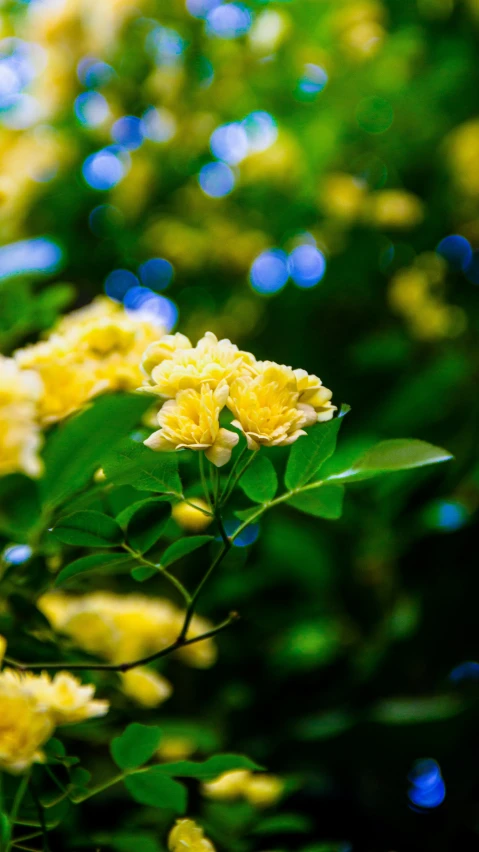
[243,773,285,807]
[0,634,6,664]
[157,736,196,762]
[321,172,367,221]
[227,362,317,450]
[172,499,213,532]
[202,770,284,807]
[15,297,163,424]
[25,671,109,725]
[364,189,424,228]
[0,671,54,773]
[121,668,173,708]
[0,355,43,478]
[202,770,250,801]
[145,381,239,468]
[168,819,216,852]
[38,592,218,691]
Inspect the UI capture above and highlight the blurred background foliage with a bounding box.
[1,0,479,849]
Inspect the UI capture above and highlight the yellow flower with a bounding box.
[25,671,109,725]
[141,333,193,382]
[145,381,239,468]
[243,774,284,807]
[38,592,218,684]
[172,499,213,532]
[202,770,284,807]
[121,668,173,708]
[15,297,163,424]
[142,331,255,398]
[202,770,250,801]
[227,362,317,450]
[0,356,43,478]
[0,635,6,664]
[168,819,216,852]
[0,670,54,773]
[15,336,107,424]
[157,736,196,762]
[364,190,424,229]
[321,172,367,221]
[293,370,336,422]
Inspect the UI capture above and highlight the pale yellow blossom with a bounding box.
[227,362,317,450]
[142,332,255,398]
[172,499,213,532]
[141,333,193,382]
[15,297,163,424]
[0,356,43,477]
[145,381,239,467]
[25,671,109,725]
[168,819,216,852]
[202,770,250,801]
[293,370,337,422]
[121,668,173,708]
[243,773,284,807]
[0,670,54,773]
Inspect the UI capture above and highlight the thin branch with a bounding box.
[3,612,239,674]
[199,453,212,511]
[28,781,50,852]
[122,544,191,604]
[7,772,31,852]
[220,445,248,505]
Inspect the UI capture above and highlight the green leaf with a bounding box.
[253,813,311,835]
[117,499,171,554]
[111,723,162,770]
[131,565,157,582]
[157,754,262,779]
[161,536,214,569]
[285,415,345,490]
[124,767,186,812]
[51,511,123,548]
[55,553,134,586]
[103,442,182,496]
[239,455,278,503]
[41,394,152,508]
[330,439,453,483]
[288,484,344,519]
[112,832,163,852]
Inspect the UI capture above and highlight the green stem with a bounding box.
[7,773,30,852]
[71,773,125,804]
[27,782,50,852]
[199,454,212,511]
[122,544,191,605]
[220,445,248,504]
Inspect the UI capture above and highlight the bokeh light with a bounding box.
[82,147,129,190]
[223,520,260,547]
[141,107,176,143]
[104,269,139,302]
[206,4,253,38]
[2,544,33,565]
[408,759,446,809]
[423,499,469,532]
[210,122,249,165]
[77,57,114,88]
[74,91,109,128]
[0,238,63,280]
[124,286,178,331]
[298,64,328,97]
[242,111,278,152]
[138,258,174,291]
[250,249,289,295]
[449,661,479,682]
[436,235,473,271]
[111,116,143,151]
[199,162,235,197]
[289,245,327,288]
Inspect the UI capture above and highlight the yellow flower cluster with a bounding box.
[14,297,163,424]
[168,819,215,852]
[388,253,467,340]
[202,770,284,808]
[320,175,423,230]
[0,355,43,478]
[39,592,217,707]
[141,332,335,466]
[0,664,108,773]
